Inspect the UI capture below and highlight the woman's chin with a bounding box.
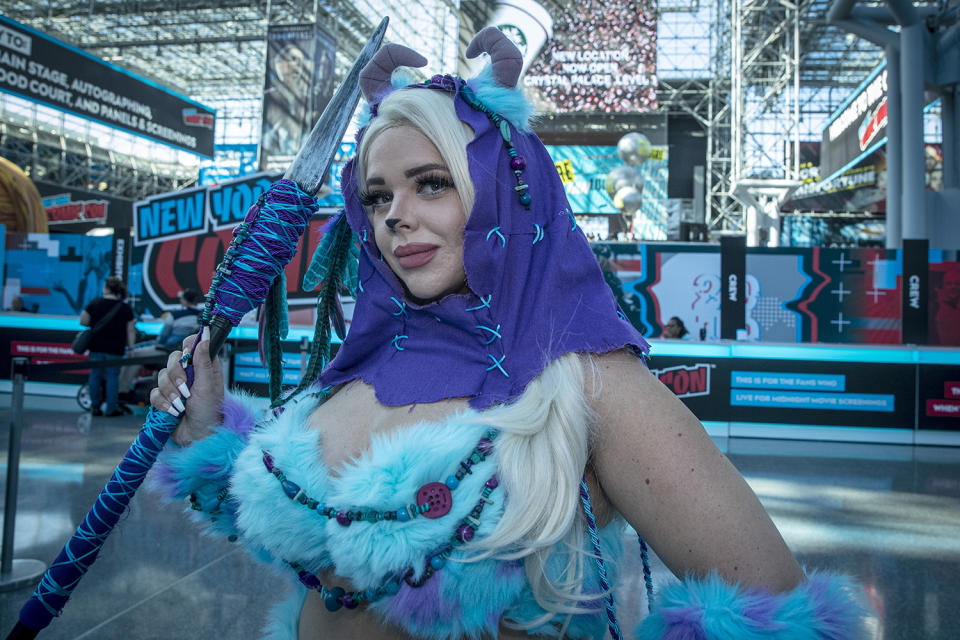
[401,282,472,307]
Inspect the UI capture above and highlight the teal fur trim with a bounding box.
[505,520,624,639]
[466,65,534,132]
[637,569,871,640]
[355,64,533,132]
[321,418,500,583]
[354,105,373,130]
[230,394,336,570]
[150,390,265,539]
[392,67,422,89]
[261,585,306,640]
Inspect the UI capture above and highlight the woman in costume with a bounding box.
[150,29,866,640]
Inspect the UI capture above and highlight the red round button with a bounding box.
[416,482,452,519]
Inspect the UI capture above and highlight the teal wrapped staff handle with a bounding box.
[6,16,388,639]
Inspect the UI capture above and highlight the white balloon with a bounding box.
[608,165,642,194]
[613,186,642,214]
[617,132,652,166]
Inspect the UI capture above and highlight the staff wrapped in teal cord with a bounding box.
[6,17,388,639]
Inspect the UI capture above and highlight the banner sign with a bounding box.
[544,143,668,233]
[208,173,278,229]
[36,181,134,230]
[112,227,130,284]
[720,236,746,339]
[42,192,107,226]
[930,254,960,346]
[131,172,342,315]
[920,366,960,430]
[592,243,960,346]
[649,355,916,429]
[1,335,90,385]
[902,239,929,344]
[466,0,657,114]
[260,24,337,172]
[782,141,886,215]
[0,16,216,157]
[820,62,886,181]
[133,186,208,246]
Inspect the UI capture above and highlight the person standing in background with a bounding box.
[80,277,135,417]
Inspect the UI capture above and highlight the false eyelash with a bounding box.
[357,189,389,208]
[415,173,454,192]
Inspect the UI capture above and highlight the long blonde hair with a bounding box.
[459,353,603,630]
[357,86,603,630]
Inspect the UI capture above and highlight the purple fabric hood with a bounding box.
[318,76,649,409]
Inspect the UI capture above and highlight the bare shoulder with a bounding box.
[581,349,698,441]
[581,349,803,592]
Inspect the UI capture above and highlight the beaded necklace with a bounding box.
[262,430,499,612]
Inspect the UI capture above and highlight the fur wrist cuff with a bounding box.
[150,390,265,538]
[636,570,870,639]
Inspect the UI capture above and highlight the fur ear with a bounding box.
[466,64,535,132]
[355,67,424,130]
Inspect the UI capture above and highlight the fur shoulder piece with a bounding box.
[637,570,872,639]
[465,64,534,132]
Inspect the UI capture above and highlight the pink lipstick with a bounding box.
[394,243,439,269]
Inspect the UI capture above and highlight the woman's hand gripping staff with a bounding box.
[151,327,225,447]
[6,17,388,640]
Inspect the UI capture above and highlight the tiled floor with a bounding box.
[1,406,958,638]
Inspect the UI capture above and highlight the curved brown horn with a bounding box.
[466,27,523,88]
[359,43,428,102]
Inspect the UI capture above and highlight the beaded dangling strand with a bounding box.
[458,82,531,210]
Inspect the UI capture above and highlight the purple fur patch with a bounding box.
[495,559,522,580]
[219,394,257,437]
[198,464,222,477]
[151,461,180,499]
[659,608,708,640]
[486,610,501,632]
[382,572,462,629]
[806,574,860,637]
[741,588,781,631]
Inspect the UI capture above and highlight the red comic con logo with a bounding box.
[83,201,106,220]
[651,363,713,398]
[46,200,108,224]
[183,108,214,129]
[858,98,887,152]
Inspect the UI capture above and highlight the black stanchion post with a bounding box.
[0,357,46,592]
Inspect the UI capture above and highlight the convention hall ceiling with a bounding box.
[2,0,901,109]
